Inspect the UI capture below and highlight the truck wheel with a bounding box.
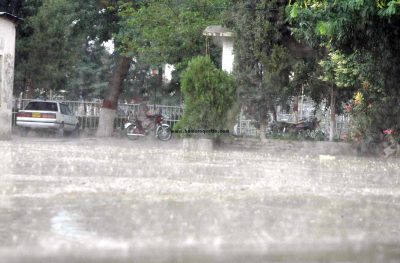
[56,123,65,137]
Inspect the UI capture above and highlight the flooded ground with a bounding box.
[0,137,399,262]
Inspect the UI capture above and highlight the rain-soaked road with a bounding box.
[0,137,400,263]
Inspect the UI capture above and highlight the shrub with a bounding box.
[175,56,236,137]
[348,89,400,155]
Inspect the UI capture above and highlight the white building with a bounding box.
[203,25,234,74]
[0,12,18,139]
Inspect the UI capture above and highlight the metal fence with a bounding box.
[319,112,351,140]
[12,99,183,130]
[235,111,351,139]
[12,98,350,139]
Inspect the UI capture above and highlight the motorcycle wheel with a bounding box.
[126,124,140,140]
[157,126,172,141]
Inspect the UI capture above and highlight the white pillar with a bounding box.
[0,17,17,140]
[222,38,234,74]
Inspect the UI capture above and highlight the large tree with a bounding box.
[16,0,86,98]
[92,0,136,137]
[12,0,110,99]
[0,0,23,14]
[97,0,230,136]
[117,0,228,66]
[226,0,296,140]
[288,0,400,144]
[66,41,113,100]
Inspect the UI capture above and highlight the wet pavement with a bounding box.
[0,137,400,262]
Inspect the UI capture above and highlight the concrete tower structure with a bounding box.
[203,25,234,74]
[0,12,18,140]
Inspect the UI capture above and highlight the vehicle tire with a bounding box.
[157,125,171,141]
[56,123,65,138]
[19,127,29,137]
[71,124,80,138]
[126,124,139,140]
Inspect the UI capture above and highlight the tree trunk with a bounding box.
[259,103,268,142]
[259,118,267,142]
[271,104,277,122]
[293,96,299,123]
[329,85,336,142]
[25,78,35,99]
[96,55,131,137]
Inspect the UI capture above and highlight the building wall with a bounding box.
[0,17,16,139]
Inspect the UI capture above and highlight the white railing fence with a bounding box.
[235,111,351,140]
[12,98,350,139]
[12,99,183,130]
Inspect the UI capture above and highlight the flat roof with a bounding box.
[203,25,233,37]
[0,12,20,23]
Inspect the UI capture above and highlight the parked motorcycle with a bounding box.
[267,117,320,137]
[124,114,172,141]
[294,117,320,134]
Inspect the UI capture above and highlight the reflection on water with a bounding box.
[51,210,88,239]
[45,209,130,252]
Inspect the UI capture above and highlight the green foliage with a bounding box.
[14,0,89,96]
[288,0,400,150]
[0,0,23,14]
[117,0,228,64]
[319,50,359,88]
[175,56,236,136]
[377,0,400,16]
[13,0,228,101]
[114,0,229,103]
[13,0,132,99]
[66,42,113,100]
[227,0,295,126]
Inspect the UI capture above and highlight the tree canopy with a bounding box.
[288,0,400,144]
[225,0,297,139]
[4,0,400,143]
